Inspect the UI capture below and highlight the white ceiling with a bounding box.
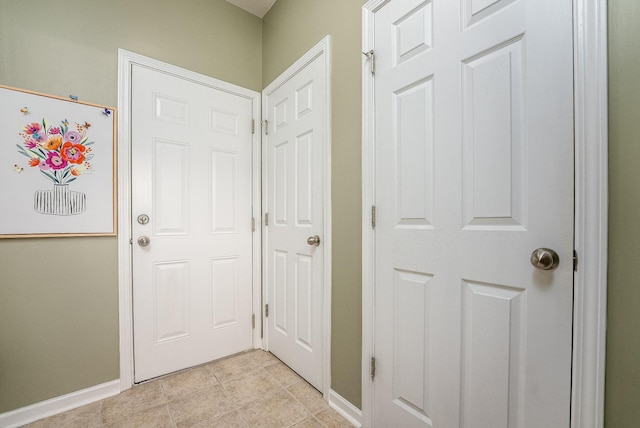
[225,0,277,18]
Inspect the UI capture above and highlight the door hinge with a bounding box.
[252,314,256,329]
[363,50,375,75]
[265,304,269,317]
[265,212,269,226]
[251,119,255,134]
[573,250,578,272]
[371,205,376,229]
[251,217,256,232]
[370,356,376,379]
[262,119,269,135]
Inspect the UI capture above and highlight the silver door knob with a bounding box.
[137,214,150,225]
[138,236,151,247]
[530,248,559,270]
[307,235,321,246]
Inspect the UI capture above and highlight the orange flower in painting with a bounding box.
[60,142,86,164]
[28,158,40,167]
[42,135,62,151]
[71,161,91,176]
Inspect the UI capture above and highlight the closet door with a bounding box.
[263,47,329,392]
[371,0,574,426]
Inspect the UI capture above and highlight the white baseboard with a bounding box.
[0,380,120,428]
[328,389,362,427]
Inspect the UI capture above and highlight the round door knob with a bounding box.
[530,248,559,270]
[138,236,151,247]
[137,214,150,225]
[307,235,321,246]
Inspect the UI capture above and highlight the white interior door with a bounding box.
[263,50,328,392]
[132,64,255,382]
[370,0,574,426]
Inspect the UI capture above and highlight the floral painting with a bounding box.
[16,119,95,216]
[0,85,116,237]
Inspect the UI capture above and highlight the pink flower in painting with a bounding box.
[23,139,37,149]
[63,131,82,143]
[16,117,97,186]
[23,123,41,135]
[45,151,68,170]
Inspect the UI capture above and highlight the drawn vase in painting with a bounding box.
[34,183,86,216]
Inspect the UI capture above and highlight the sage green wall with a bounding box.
[262,0,366,408]
[0,0,262,413]
[605,1,640,426]
[7,0,634,420]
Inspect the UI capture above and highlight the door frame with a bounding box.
[261,36,333,398]
[116,49,262,390]
[361,1,608,427]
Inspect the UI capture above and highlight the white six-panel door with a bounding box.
[263,50,328,392]
[369,0,574,426]
[131,64,255,382]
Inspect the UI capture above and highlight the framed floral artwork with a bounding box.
[0,85,116,237]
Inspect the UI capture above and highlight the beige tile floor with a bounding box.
[23,350,354,428]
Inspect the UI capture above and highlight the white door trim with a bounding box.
[360,1,608,427]
[116,49,262,391]
[571,0,609,426]
[261,35,332,398]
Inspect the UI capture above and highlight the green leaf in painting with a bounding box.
[16,144,28,155]
[40,170,57,182]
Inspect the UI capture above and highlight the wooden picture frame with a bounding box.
[0,85,117,237]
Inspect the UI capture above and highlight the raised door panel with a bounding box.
[210,257,240,329]
[295,132,313,226]
[209,108,239,136]
[462,38,525,229]
[154,94,189,126]
[210,149,238,234]
[295,254,313,349]
[394,1,433,66]
[153,140,189,235]
[274,250,288,334]
[153,261,190,342]
[461,280,525,428]
[392,269,434,426]
[394,78,434,228]
[273,141,289,226]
